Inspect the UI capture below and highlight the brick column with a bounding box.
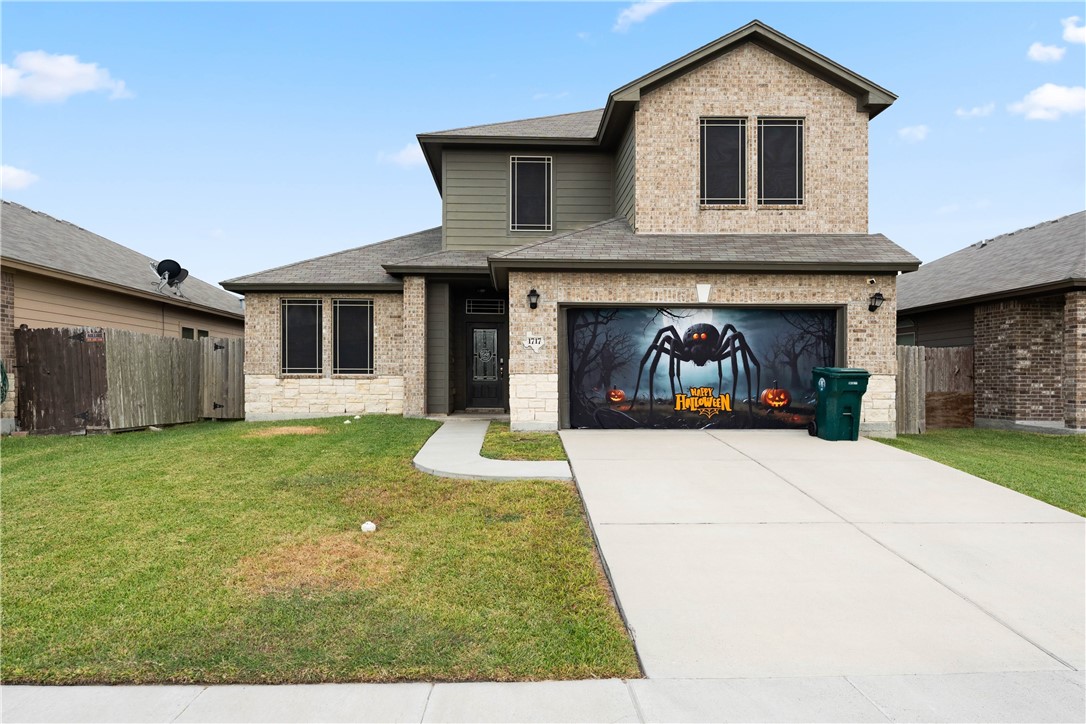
[402,276,427,417]
[1,271,16,432]
[1064,291,1086,429]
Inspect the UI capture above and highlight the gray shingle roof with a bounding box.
[422,109,604,139]
[897,211,1086,312]
[382,249,490,273]
[1,201,243,318]
[490,218,920,270]
[220,227,441,290]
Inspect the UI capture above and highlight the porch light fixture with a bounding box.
[868,292,885,312]
[527,288,540,310]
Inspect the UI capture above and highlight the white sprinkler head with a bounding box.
[361,521,377,533]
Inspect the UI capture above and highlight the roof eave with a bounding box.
[489,257,920,288]
[898,277,1086,315]
[220,281,404,294]
[2,256,244,320]
[382,264,490,276]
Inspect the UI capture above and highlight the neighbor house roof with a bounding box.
[488,218,920,285]
[417,20,897,189]
[0,201,243,319]
[897,211,1086,314]
[220,227,441,291]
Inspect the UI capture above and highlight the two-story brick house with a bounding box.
[222,21,920,436]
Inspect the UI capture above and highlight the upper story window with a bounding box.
[758,118,804,205]
[509,156,552,232]
[281,299,322,374]
[333,299,375,375]
[700,118,746,205]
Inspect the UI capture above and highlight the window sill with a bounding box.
[757,204,806,210]
[700,204,748,211]
[279,373,324,379]
[331,373,377,379]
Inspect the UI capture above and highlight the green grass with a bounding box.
[480,422,568,462]
[877,429,1086,517]
[0,417,637,684]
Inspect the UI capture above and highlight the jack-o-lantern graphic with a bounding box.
[759,381,791,410]
[607,387,627,404]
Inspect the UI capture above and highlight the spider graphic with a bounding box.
[630,323,762,418]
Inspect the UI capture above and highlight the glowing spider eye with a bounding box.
[700,333,708,340]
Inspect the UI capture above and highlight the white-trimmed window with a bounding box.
[700,118,746,205]
[510,156,552,231]
[333,299,375,375]
[758,118,804,205]
[281,299,322,374]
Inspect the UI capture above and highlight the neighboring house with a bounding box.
[222,20,919,435]
[0,200,245,432]
[897,211,1086,430]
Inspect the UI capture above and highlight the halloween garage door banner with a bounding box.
[567,307,836,429]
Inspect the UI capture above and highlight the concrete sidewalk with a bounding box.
[5,671,1083,722]
[413,419,572,481]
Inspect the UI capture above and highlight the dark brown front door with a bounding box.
[467,323,506,409]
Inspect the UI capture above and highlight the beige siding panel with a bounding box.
[444,150,614,251]
[426,282,451,414]
[614,120,636,227]
[11,270,242,338]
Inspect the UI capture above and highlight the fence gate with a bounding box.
[201,337,244,419]
[14,327,109,434]
[896,345,974,435]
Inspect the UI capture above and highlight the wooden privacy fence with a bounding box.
[13,327,244,434]
[896,345,974,435]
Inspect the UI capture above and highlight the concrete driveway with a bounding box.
[562,429,1085,717]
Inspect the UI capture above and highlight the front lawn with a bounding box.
[877,429,1086,517]
[0,417,638,684]
[480,422,567,462]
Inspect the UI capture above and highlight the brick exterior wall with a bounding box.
[242,291,405,420]
[1063,291,1086,429]
[507,271,898,435]
[974,296,1065,424]
[635,42,868,235]
[1,271,16,431]
[401,276,427,417]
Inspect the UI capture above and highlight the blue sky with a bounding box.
[3,2,1084,289]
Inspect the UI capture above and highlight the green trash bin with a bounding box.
[809,367,871,441]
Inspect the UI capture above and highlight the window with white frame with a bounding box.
[333,299,375,374]
[758,118,804,205]
[700,118,747,205]
[280,299,322,374]
[509,156,552,231]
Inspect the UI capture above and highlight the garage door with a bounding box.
[566,306,836,429]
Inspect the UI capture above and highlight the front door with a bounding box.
[467,323,506,410]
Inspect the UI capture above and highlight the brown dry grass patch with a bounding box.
[244,426,328,438]
[233,531,397,596]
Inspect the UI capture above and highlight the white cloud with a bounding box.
[1027,42,1066,62]
[377,142,425,169]
[954,102,994,119]
[531,91,569,101]
[1061,16,1086,44]
[898,125,929,142]
[1,165,40,191]
[613,1,677,33]
[1008,83,1086,120]
[576,31,591,42]
[1,50,132,102]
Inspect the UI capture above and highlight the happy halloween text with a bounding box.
[673,387,732,418]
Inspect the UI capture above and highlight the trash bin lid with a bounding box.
[812,367,871,377]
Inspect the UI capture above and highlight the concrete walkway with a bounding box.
[413,418,571,481]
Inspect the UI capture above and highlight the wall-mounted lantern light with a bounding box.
[527,288,540,310]
[868,292,885,313]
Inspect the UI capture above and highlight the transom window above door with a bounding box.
[510,156,552,232]
[700,118,747,205]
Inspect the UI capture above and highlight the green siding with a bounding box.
[426,282,451,414]
[614,121,636,228]
[443,150,614,251]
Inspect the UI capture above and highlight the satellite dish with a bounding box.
[150,259,189,296]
